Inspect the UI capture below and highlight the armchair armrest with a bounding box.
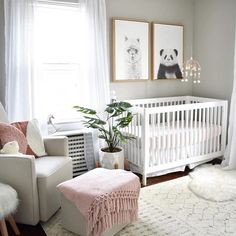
[0,154,39,225]
[43,136,69,156]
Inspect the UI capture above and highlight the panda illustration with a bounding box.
[157,48,183,79]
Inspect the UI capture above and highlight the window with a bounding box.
[34,1,84,121]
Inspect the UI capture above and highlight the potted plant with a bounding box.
[74,102,134,169]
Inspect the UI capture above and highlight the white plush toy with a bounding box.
[0,141,20,154]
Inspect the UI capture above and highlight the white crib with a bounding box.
[121,96,228,185]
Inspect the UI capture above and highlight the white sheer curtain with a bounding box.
[79,0,110,164]
[79,0,110,111]
[4,0,110,121]
[223,29,236,169]
[4,0,35,122]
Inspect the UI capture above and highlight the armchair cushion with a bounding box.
[0,123,27,154]
[44,136,69,156]
[35,155,72,221]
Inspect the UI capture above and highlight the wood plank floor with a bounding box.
[7,222,46,236]
[135,167,191,187]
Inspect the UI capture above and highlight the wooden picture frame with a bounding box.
[112,19,150,82]
[152,23,184,80]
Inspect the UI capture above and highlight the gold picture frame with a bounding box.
[152,23,184,80]
[112,19,150,82]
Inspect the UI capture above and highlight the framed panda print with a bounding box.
[152,23,184,80]
[112,19,150,81]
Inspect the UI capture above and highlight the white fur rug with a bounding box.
[189,164,236,202]
[42,175,236,235]
[0,183,18,219]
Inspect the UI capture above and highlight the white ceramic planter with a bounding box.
[99,147,124,169]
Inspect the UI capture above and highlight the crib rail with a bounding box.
[126,96,187,108]
[122,96,228,186]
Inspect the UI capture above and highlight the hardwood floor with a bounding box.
[7,222,46,236]
[145,168,191,187]
[135,167,191,187]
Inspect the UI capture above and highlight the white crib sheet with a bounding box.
[125,121,222,149]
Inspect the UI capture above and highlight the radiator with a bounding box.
[53,130,95,177]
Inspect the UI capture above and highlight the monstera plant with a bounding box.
[74,102,134,169]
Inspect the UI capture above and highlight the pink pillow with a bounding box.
[0,122,27,154]
[11,120,47,157]
[11,121,36,156]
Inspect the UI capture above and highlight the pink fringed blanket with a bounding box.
[57,168,140,236]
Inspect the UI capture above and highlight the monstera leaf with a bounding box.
[74,102,135,152]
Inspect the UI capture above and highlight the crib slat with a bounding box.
[172,111,176,162]
[198,108,202,155]
[206,107,210,154]
[213,107,217,152]
[142,109,149,185]
[176,110,180,161]
[202,108,206,154]
[151,114,155,166]
[163,113,166,163]
[190,109,193,156]
[139,113,142,166]
[134,113,137,166]
[130,113,133,164]
[181,110,184,160]
[217,106,221,152]
[186,109,189,155]
[167,112,171,163]
[193,109,197,156]
[209,107,213,153]
[157,113,161,165]
[133,115,137,166]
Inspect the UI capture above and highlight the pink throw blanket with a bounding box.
[57,168,140,236]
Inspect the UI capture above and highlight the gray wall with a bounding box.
[0,0,5,106]
[0,0,235,104]
[193,0,236,101]
[106,0,194,100]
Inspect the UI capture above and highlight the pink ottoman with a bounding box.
[57,168,140,236]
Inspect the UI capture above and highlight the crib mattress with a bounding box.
[124,121,222,149]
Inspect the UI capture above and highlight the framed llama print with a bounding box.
[152,23,184,80]
[112,19,149,81]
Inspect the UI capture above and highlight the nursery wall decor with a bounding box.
[152,23,184,80]
[112,19,149,81]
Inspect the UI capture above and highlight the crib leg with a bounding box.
[142,175,147,186]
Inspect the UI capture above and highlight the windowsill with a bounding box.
[48,119,85,134]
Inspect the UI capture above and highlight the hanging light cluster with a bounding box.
[181,57,201,83]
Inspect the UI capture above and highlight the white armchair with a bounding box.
[0,103,73,225]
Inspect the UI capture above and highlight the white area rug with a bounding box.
[189,165,236,202]
[42,176,236,236]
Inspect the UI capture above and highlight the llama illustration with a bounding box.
[124,36,142,79]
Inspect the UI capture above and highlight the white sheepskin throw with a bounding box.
[0,141,20,154]
[188,164,236,202]
[0,183,19,219]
